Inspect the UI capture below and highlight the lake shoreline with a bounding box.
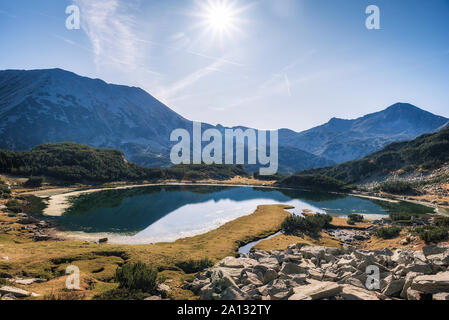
[25,182,283,217]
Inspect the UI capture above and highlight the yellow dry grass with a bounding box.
[0,204,291,300]
[254,232,342,252]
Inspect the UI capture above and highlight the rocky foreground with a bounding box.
[186,244,449,300]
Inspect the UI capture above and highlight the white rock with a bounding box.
[433,292,449,300]
[289,281,342,300]
[341,284,379,300]
[0,286,30,298]
[411,271,449,294]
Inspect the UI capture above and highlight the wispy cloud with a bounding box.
[159,59,227,103]
[72,0,142,72]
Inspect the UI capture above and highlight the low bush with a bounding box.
[389,212,413,221]
[279,174,351,192]
[375,226,402,239]
[24,176,44,188]
[94,288,150,301]
[282,213,333,236]
[435,217,449,228]
[6,199,22,213]
[175,258,214,274]
[347,214,364,225]
[115,262,158,294]
[414,226,449,244]
[0,183,11,199]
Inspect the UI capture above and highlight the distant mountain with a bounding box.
[279,103,448,163]
[0,69,447,173]
[0,68,190,166]
[301,126,449,184]
[0,69,333,173]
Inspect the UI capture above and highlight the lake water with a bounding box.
[52,185,433,244]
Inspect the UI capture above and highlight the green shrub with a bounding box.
[414,226,449,244]
[6,199,22,213]
[389,212,413,221]
[279,174,351,192]
[435,217,449,228]
[114,262,158,294]
[94,288,151,301]
[378,181,417,195]
[24,176,44,188]
[282,213,333,236]
[347,214,364,225]
[0,183,11,199]
[375,226,402,239]
[175,258,214,274]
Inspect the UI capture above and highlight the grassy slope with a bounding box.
[0,204,291,300]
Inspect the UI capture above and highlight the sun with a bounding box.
[206,3,234,32]
[194,0,245,42]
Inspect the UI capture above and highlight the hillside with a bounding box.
[299,126,449,184]
[279,103,448,163]
[0,142,249,183]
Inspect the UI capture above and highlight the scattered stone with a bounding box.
[0,286,30,298]
[144,296,162,300]
[340,285,379,300]
[411,272,449,294]
[1,293,17,300]
[433,292,449,300]
[289,281,342,300]
[189,243,449,301]
[13,278,40,285]
[98,238,108,244]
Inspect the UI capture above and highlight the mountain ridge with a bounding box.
[0,68,447,173]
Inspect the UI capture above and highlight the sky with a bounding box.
[0,0,448,131]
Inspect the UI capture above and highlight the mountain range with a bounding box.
[0,68,447,173]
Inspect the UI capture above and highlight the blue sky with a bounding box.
[1,0,448,131]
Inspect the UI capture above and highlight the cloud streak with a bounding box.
[73,0,142,71]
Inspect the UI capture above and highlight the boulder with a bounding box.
[400,272,421,299]
[219,257,257,269]
[262,269,278,285]
[406,288,423,301]
[280,262,307,275]
[1,293,17,300]
[144,296,162,300]
[221,286,245,300]
[382,278,405,297]
[422,245,448,257]
[411,271,449,294]
[340,285,379,300]
[433,292,449,300]
[13,278,41,285]
[157,283,171,295]
[289,281,342,300]
[0,286,30,298]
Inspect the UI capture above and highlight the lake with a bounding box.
[52,185,433,244]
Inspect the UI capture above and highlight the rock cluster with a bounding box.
[186,244,449,300]
[1,212,57,242]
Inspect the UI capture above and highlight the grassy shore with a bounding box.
[0,204,291,300]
